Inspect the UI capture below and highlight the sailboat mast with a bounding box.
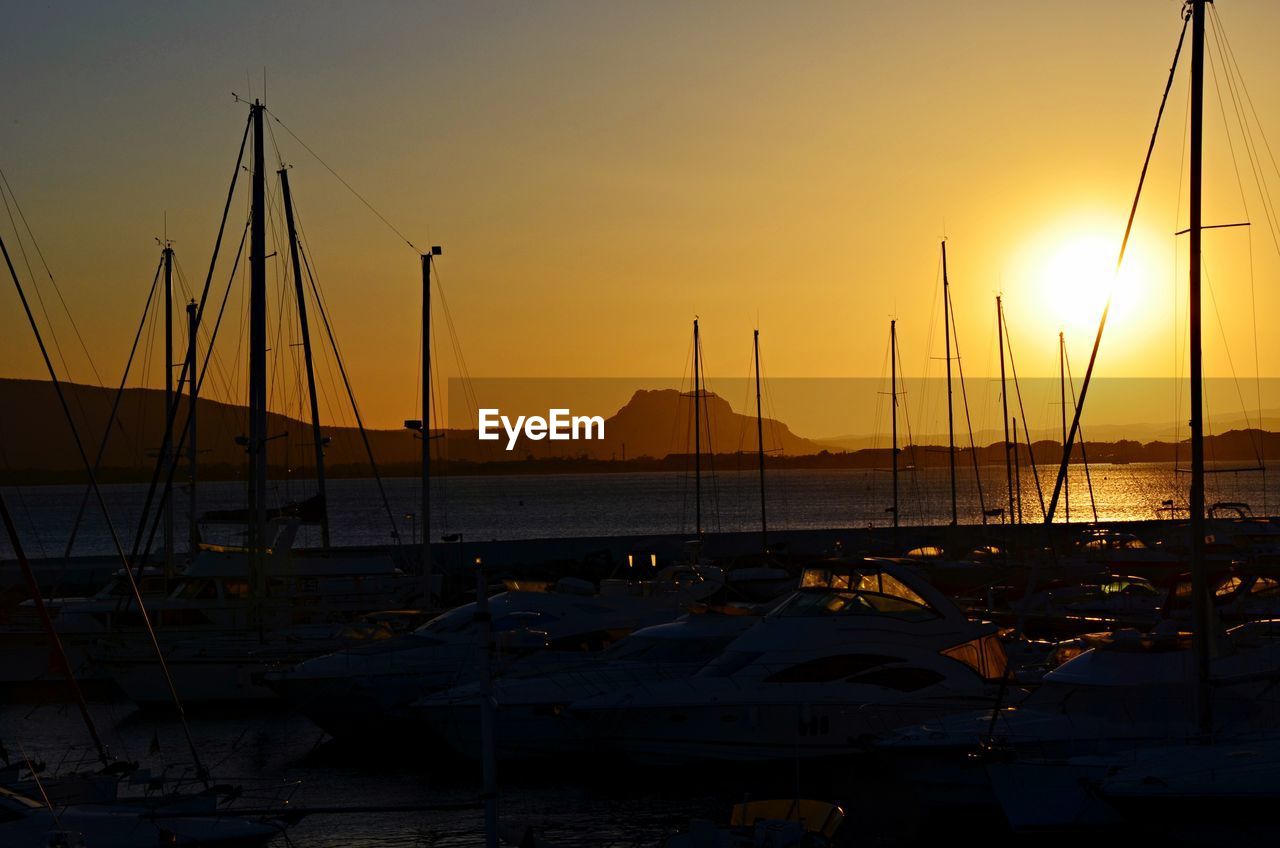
[891,319,899,531]
[693,318,702,536]
[1061,331,1069,522]
[1013,417,1023,524]
[998,298,1013,524]
[942,241,957,525]
[1054,333,1064,525]
[1188,0,1210,738]
[186,299,199,555]
[421,247,441,605]
[248,100,268,611]
[163,243,175,574]
[754,329,767,554]
[278,167,331,549]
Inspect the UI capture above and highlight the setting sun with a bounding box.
[1004,215,1163,358]
[1035,232,1153,334]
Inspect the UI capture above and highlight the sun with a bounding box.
[1024,228,1154,338]
[1038,234,1118,330]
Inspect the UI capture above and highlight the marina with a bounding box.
[4,1,1280,845]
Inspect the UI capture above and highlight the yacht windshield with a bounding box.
[784,567,938,620]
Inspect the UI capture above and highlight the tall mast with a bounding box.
[1013,417,1023,524]
[186,299,199,555]
[754,328,767,555]
[998,298,1013,524]
[162,242,175,575]
[422,246,441,605]
[1188,0,1210,738]
[1061,330,1069,522]
[942,241,957,525]
[278,167,331,549]
[693,318,702,536]
[248,100,268,614]
[890,319,899,530]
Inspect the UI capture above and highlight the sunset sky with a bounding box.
[2,1,1279,440]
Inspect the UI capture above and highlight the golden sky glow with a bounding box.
[2,1,1279,434]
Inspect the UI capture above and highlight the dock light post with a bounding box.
[417,245,443,608]
[404,512,416,546]
[405,417,432,604]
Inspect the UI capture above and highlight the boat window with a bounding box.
[1100,579,1157,597]
[940,634,1008,681]
[799,568,929,604]
[699,650,765,678]
[778,582,937,621]
[1251,577,1280,597]
[905,546,945,559]
[764,653,900,683]
[849,666,945,692]
[1215,576,1244,597]
[224,579,250,599]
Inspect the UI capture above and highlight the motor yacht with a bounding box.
[265,564,726,741]
[566,558,1007,766]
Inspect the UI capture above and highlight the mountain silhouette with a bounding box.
[2,378,1273,483]
[580,388,823,460]
[0,379,823,481]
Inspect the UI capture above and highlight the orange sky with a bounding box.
[2,1,1279,438]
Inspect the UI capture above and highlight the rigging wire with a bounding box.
[1000,309,1047,520]
[1046,11,1190,524]
[95,117,255,790]
[0,181,96,439]
[897,331,922,527]
[946,284,987,522]
[299,246,404,547]
[0,168,108,389]
[1062,345,1100,521]
[63,258,165,561]
[759,338,792,533]
[0,228,210,786]
[263,106,421,254]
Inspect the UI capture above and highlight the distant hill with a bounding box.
[579,388,824,460]
[0,378,1274,483]
[0,380,823,482]
[818,412,1280,451]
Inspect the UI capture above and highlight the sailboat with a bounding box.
[724,327,796,600]
[0,404,290,842]
[563,558,1006,766]
[93,99,420,706]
